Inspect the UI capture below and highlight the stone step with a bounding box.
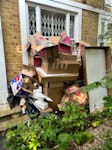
[0,114,30,131]
[0,105,21,118]
[0,106,22,123]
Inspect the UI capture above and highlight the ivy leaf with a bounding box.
[82,81,101,93]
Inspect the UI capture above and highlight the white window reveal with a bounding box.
[0,16,8,107]
[27,5,76,39]
[98,14,112,46]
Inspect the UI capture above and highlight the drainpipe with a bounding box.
[0,16,9,110]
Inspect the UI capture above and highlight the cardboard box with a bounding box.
[43,86,64,111]
[37,45,59,60]
[43,81,64,88]
[65,84,79,94]
[58,31,72,53]
[28,54,42,67]
[59,52,77,61]
[23,77,38,91]
[25,32,61,60]
[41,60,80,74]
[21,65,38,79]
[36,67,79,83]
[58,43,71,54]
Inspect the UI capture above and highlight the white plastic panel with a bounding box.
[85,49,107,112]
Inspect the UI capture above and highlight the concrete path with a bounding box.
[0,136,10,150]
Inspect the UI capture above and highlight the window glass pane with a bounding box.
[41,10,52,36]
[70,16,74,38]
[28,6,36,35]
[41,9,66,36]
[53,13,65,36]
[101,21,105,33]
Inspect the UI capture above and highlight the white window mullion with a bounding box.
[19,0,28,64]
[74,10,82,42]
[36,6,41,32]
[66,13,70,36]
[52,14,54,35]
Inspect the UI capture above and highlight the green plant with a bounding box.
[73,131,94,145]
[5,102,94,150]
[92,130,112,150]
[60,102,88,132]
[102,138,112,150]
[57,133,73,150]
[5,120,41,150]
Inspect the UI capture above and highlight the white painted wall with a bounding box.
[0,16,8,104]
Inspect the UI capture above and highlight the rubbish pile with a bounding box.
[7,31,88,117]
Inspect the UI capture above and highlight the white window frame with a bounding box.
[27,4,77,38]
[105,0,112,7]
[19,0,82,64]
[98,14,112,46]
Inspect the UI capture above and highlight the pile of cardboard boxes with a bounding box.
[9,31,88,115]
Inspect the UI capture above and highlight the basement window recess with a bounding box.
[27,5,76,39]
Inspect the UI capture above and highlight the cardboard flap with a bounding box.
[33,31,46,44]
[79,40,91,46]
[25,32,61,53]
[21,65,36,77]
[32,45,45,52]
[60,31,67,39]
[49,36,61,45]
[58,60,80,65]
[59,31,72,47]
[24,41,31,51]
[28,36,37,49]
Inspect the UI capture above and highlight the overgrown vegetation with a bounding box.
[5,69,112,150]
[5,102,94,150]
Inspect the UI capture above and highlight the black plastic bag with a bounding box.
[7,84,21,109]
